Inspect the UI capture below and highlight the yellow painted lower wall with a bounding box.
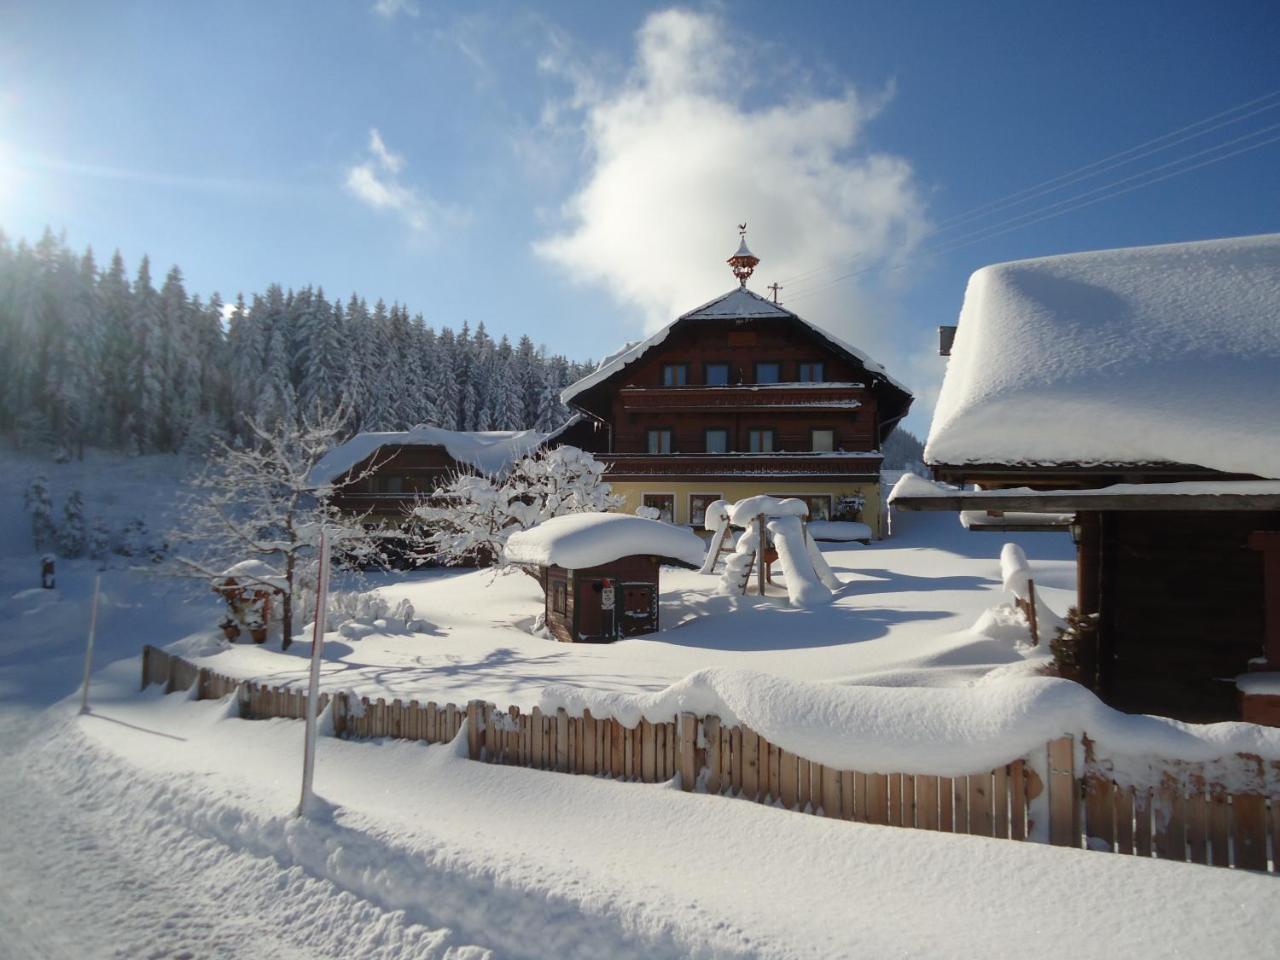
[609,479,884,538]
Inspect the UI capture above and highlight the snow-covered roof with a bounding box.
[214,559,286,590]
[308,425,546,487]
[502,513,707,569]
[926,233,1280,478]
[561,286,911,404]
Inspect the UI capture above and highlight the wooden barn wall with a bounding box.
[1101,511,1279,722]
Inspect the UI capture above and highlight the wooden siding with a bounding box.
[1099,511,1277,721]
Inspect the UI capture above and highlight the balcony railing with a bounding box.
[618,383,865,412]
[600,451,882,480]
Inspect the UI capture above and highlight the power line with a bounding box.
[776,87,1280,291]
[784,127,1280,305]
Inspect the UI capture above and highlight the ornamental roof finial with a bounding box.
[727,223,759,288]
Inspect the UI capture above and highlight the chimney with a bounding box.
[938,325,958,357]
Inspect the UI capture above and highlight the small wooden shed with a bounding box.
[503,513,707,643]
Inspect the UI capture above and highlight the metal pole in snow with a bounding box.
[297,528,330,817]
[78,574,101,715]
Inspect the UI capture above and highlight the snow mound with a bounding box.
[308,425,545,486]
[503,513,706,569]
[927,233,1280,478]
[766,516,833,607]
[808,520,872,542]
[539,669,1280,779]
[727,495,808,526]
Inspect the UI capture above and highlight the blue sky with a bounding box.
[2,0,1277,434]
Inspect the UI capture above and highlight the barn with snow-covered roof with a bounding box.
[308,424,546,520]
[551,231,913,538]
[892,233,1280,725]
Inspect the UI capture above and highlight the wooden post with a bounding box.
[467,701,482,759]
[1047,736,1077,847]
[704,715,721,794]
[556,708,570,772]
[679,713,697,791]
[1026,579,1040,647]
[755,514,767,596]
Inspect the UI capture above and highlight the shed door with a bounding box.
[619,582,657,637]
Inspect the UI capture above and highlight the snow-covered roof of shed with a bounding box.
[502,513,707,569]
[926,233,1280,479]
[308,425,545,487]
[214,559,287,590]
[561,286,910,404]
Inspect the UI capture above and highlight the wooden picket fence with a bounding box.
[140,645,1278,871]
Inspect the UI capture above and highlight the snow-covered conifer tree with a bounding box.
[24,474,56,549]
[58,490,86,557]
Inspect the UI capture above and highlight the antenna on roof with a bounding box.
[727,224,760,288]
[767,282,783,304]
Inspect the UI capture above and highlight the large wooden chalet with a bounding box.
[892,234,1280,725]
[552,235,912,537]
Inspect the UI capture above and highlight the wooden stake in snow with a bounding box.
[78,574,101,715]
[296,528,331,817]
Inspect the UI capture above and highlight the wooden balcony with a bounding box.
[618,383,865,412]
[600,451,883,481]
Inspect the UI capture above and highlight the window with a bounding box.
[377,475,405,494]
[811,429,835,452]
[768,493,833,521]
[551,580,568,615]
[647,429,673,453]
[755,362,780,384]
[705,428,729,453]
[748,429,775,453]
[642,493,675,524]
[798,362,825,383]
[662,363,688,386]
[689,493,723,528]
[705,362,730,386]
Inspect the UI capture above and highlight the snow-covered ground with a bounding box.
[173,505,1078,708]
[3,450,1277,958]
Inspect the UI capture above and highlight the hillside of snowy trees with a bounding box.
[0,228,594,458]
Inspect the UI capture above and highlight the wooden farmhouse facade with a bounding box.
[893,234,1280,725]
[553,239,912,537]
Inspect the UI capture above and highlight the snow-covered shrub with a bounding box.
[23,475,56,550]
[115,516,151,558]
[1049,607,1099,685]
[88,517,111,568]
[58,490,86,558]
[411,445,623,567]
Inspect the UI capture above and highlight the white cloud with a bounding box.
[533,8,930,366]
[372,0,419,19]
[345,128,459,233]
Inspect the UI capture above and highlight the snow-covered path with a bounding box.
[0,712,491,960]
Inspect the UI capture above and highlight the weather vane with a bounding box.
[727,224,760,288]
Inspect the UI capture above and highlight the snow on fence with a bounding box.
[139,646,1279,872]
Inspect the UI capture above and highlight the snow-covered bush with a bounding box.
[88,517,111,568]
[57,490,87,557]
[1050,607,1099,685]
[411,445,622,567]
[115,516,153,558]
[24,475,56,550]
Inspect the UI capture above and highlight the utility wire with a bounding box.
[785,127,1280,305]
[777,87,1280,291]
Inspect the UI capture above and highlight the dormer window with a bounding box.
[755,362,780,384]
[798,362,825,383]
[662,364,688,386]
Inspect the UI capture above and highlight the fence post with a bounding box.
[467,701,482,759]
[1048,736,1078,847]
[679,713,697,791]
